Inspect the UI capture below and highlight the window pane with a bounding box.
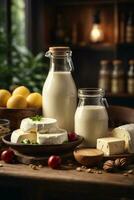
[0,1,7,66]
[11,0,25,46]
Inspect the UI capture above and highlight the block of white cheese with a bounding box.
[112,124,134,153]
[37,130,68,145]
[97,137,125,156]
[11,129,36,143]
[20,117,57,132]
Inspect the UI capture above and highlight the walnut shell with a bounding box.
[114,158,127,169]
[103,160,115,172]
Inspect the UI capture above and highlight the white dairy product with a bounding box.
[75,105,108,147]
[20,118,36,132]
[37,130,68,145]
[97,137,125,156]
[20,117,57,132]
[112,124,134,153]
[42,71,77,132]
[11,129,36,143]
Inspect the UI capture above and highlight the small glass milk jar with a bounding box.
[75,88,108,147]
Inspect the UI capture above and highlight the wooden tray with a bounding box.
[14,150,73,165]
[2,133,83,156]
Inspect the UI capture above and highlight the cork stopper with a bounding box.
[129,60,134,65]
[100,60,109,65]
[49,46,70,56]
[112,60,122,65]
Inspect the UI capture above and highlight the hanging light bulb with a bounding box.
[90,10,104,43]
[90,24,104,42]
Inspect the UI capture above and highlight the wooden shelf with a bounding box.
[106,93,134,98]
[45,43,134,52]
[72,43,134,51]
[44,43,116,52]
[117,43,134,48]
[106,93,134,108]
[71,43,116,51]
[44,0,134,6]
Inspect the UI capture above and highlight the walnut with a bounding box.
[103,160,115,172]
[114,158,127,169]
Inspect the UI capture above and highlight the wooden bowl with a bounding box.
[0,107,42,131]
[2,133,83,156]
[73,148,104,167]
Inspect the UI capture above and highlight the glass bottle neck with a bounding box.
[45,49,73,72]
[77,88,108,108]
[50,56,71,72]
[78,97,103,107]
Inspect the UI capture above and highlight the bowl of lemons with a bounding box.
[0,86,42,131]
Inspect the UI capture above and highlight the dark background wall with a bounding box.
[25,0,134,107]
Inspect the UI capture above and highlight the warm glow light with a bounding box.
[90,24,104,43]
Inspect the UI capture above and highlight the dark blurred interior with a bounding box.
[0,1,134,200]
[0,0,134,107]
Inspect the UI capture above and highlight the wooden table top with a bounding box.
[0,161,134,199]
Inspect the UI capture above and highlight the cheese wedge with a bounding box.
[11,129,36,143]
[97,137,125,156]
[20,117,57,132]
[37,130,68,145]
[112,124,134,153]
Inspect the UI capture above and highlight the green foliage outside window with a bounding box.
[0,0,48,93]
[12,0,25,46]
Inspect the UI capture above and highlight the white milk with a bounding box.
[42,71,77,131]
[75,105,108,147]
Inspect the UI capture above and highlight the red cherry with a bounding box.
[1,149,15,163]
[68,132,78,142]
[48,155,61,169]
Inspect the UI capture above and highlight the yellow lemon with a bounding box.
[26,93,42,108]
[7,95,27,109]
[0,89,11,107]
[12,86,30,98]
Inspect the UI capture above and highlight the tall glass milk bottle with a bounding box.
[42,47,77,132]
[75,88,108,147]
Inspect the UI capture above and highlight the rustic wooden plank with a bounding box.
[0,162,133,187]
[0,162,134,200]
